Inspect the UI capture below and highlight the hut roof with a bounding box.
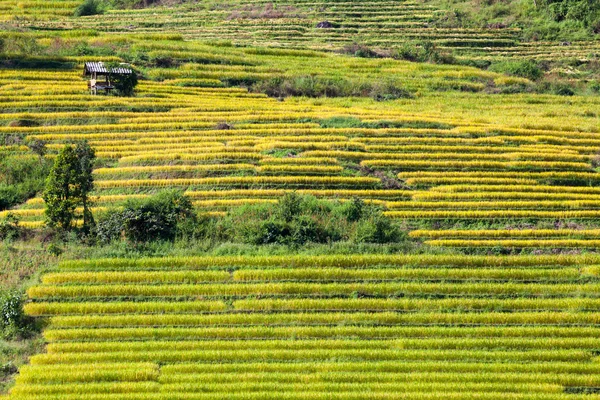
[84,62,133,75]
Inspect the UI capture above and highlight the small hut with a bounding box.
[83,62,133,95]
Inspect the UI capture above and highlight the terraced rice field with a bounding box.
[2,0,600,62]
[2,0,600,397]
[1,50,600,249]
[4,254,600,399]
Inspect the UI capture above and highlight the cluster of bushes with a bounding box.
[96,190,196,243]
[339,43,382,59]
[221,194,405,246]
[541,0,600,33]
[0,291,36,339]
[95,191,407,247]
[392,40,456,65]
[0,214,22,242]
[74,0,105,16]
[253,75,413,101]
[337,40,457,66]
[488,60,544,81]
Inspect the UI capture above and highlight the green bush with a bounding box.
[112,70,138,97]
[108,0,162,8]
[339,43,381,58]
[369,81,414,101]
[393,41,455,64]
[96,192,409,247]
[339,197,365,222]
[489,60,543,81]
[0,291,36,339]
[253,75,358,98]
[544,0,600,29]
[553,83,575,96]
[96,190,196,243]
[0,214,22,241]
[220,193,406,247]
[74,0,104,16]
[353,214,405,244]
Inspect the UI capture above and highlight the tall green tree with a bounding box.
[75,141,96,234]
[106,62,139,96]
[43,142,95,233]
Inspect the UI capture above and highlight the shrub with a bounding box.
[369,81,414,101]
[0,214,21,242]
[74,0,104,16]
[393,41,455,64]
[108,67,139,97]
[47,243,64,257]
[221,193,406,246]
[354,213,405,244]
[0,291,36,339]
[489,60,543,81]
[544,0,600,29]
[96,190,196,243]
[339,43,381,58]
[252,76,358,98]
[277,192,303,222]
[553,83,576,96]
[245,218,291,245]
[95,211,126,243]
[339,197,365,222]
[0,292,23,329]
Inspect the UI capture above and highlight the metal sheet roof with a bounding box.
[84,62,133,75]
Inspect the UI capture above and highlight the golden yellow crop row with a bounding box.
[95,176,381,188]
[426,239,600,248]
[410,229,600,239]
[385,210,600,219]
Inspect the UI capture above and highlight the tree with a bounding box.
[75,141,96,234]
[106,63,139,96]
[43,142,96,233]
[27,139,47,164]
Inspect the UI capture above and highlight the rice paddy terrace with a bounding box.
[1,41,600,249]
[2,0,600,62]
[5,254,600,399]
[2,0,600,398]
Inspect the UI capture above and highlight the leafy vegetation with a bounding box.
[96,190,195,244]
[488,60,543,81]
[42,143,96,234]
[73,0,104,17]
[107,64,139,96]
[221,194,406,246]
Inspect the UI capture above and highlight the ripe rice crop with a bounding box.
[425,239,600,248]
[4,18,600,397]
[13,254,600,398]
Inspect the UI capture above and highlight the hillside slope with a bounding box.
[1,0,600,398]
[2,0,599,62]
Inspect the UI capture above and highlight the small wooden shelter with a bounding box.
[83,62,133,95]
